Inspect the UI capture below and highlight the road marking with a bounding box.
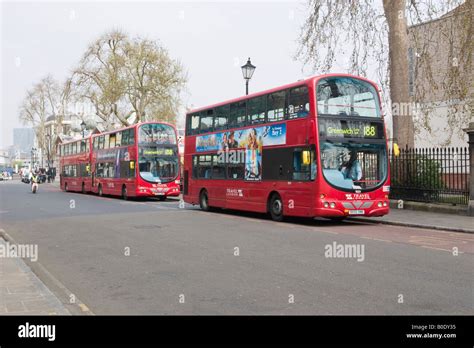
[321,231,339,235]
[420,245,462,253]
[360,236,392,243]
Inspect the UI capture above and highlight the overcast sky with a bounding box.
[1,0,353,148]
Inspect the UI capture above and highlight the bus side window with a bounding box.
[110,134,116,148]
[267,90,286,122]
[214,105,229,130]
[197,155,212,179]
[248,96,266,124]
[104,134,110,149]
[200,110,214,133]
[192,156,198,178]
[288,86,310,119]
[115,131,122,147]
[129,129,135,145]
[122,131,129,146]
[230,101,247,127]
[188,113,200,135]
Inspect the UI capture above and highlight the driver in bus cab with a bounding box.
[339,149,362,181]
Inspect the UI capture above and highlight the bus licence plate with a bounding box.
[348,210,365,215]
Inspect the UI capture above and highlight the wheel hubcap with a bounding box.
[273,199,282,214]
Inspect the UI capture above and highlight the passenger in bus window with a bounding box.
[339,149,362,181]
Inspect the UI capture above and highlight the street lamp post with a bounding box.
[241,57,256,95]
[31,147,37,170]
[46,134,51,168]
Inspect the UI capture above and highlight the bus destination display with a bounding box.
[318,119,383,139]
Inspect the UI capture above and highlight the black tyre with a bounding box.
[82,183,86,194]
[269,193,284,222]
[98,184,103,197]
[158,196,166,201]
[199,190,210,211]
[122,186,128,200]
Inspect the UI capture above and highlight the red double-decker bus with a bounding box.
[59,137,92,193]
[183,74,390,221]
[59,122,181,200]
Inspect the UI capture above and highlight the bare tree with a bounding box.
[124,37,186,124]
[19,75,60,160]
[72,30,187,129]
[297,0,470,148]
[72,30,129,127]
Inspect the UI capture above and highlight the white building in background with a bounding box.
[408,3,473,148]
[44,113,104,168]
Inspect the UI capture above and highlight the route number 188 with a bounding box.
[364,126,376,137]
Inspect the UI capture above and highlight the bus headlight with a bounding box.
[329,202,336,209]
[383,201,388,207]
[377,202,383,208]
[323,202,329,208]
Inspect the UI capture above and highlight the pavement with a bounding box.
[0,238,70,315]
[0,178,473,315]
[351,208,474,234]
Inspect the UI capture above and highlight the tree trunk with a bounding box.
[383,0,415,149]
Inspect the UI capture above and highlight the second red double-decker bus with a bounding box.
[183,74,390,221]
[59,122,181,200]
[59,136,92,193]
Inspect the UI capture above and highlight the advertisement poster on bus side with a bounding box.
[195,123,286,152]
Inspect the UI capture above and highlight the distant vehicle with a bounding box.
[58,122,181,200]
[21,170,30,183]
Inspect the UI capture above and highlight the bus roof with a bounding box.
[187,73,379,115]
[89,121,177,139]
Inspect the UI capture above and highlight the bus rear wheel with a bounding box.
[269,193,284,222]
[199,190,210,211]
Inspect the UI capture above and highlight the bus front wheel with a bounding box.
[199,190,210,211]
[269,193,284,222]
